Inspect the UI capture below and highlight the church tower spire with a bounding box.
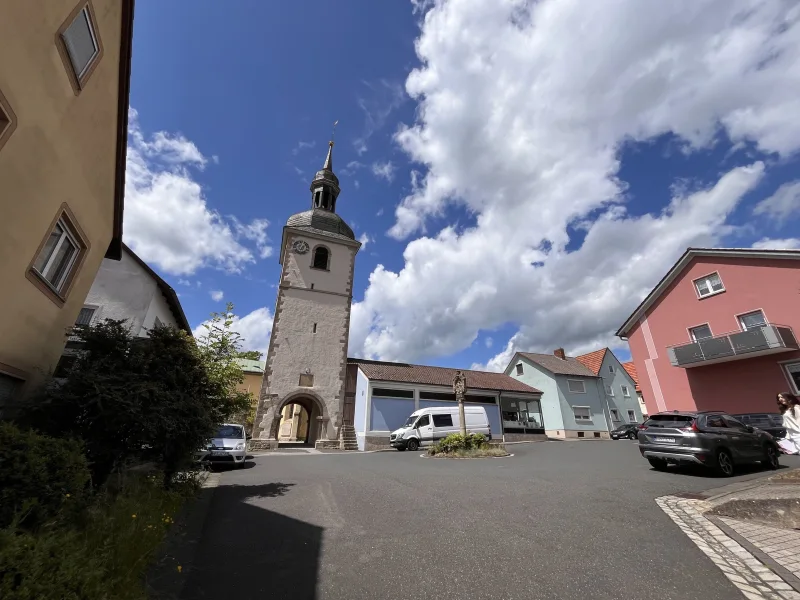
[310,140,341,212]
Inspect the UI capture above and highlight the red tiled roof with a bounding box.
[575,348,608,375]
[348,358,541,394]
[622,361,640,391]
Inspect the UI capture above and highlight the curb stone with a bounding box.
[656,494,797,599]
[145,473,220,599]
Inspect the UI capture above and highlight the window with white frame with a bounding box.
[693,272,724,298]
[738,310,767,331]
[605,384,614,396]
[75,307,95,326]
[32,217,83,294]
[621,385,630,397]
[608,365,614,373]
[567,379,586,394]
[515,363,523,375]
[61,5,100,82]
[689,324,713,341]
[610,409,621,421]
[783,363,800,395]
[627,409,637,422]
[573,406,591,421]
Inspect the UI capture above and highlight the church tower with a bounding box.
[253,141,361,449]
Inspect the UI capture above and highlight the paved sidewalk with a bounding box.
[657,476,800,599]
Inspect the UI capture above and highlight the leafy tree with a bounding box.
[26,305,255,487]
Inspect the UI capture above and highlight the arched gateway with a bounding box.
[251,140,362,450]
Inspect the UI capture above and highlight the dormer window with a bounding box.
[693,272,724,298]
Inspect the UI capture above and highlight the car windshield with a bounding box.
[215,425,243,438]
[614,424,629,431]
[643,415,694,428]
[403,415,417,427]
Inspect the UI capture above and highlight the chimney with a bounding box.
[554,348,566,360]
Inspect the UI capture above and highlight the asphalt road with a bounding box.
[180,441,800,600]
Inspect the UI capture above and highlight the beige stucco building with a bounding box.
[0,0,134,404]
[235,358,265,434]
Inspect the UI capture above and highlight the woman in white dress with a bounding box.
[777,393,800,455]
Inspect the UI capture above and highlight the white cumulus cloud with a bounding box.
[124,109,273,275]
[210,290,224,302]
[193,307,274,358]
[753,181,800,222]
[349,0,800,369]
[358,232,373,248]
[751,237,800,250]
[371,161,396,183]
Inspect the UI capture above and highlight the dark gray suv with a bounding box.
[638,411,780,476]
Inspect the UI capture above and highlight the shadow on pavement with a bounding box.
[649,462,789,479]
[174,482,322,600]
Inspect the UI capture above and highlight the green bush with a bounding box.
[0,422,90,529]
[26,316,252,487]
[0,472,194,600]
[432,432,490,455]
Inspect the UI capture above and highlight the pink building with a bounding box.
[616,248,800,416]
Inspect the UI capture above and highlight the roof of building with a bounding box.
[122,244,192,334]
[621,361,640,391]
[348,358,542,394]
[236,358,265,374]
[616,247,800,337]
[107,0,136,260]
[286,209,356,242]
[575,348,608,375]
[517,352,599,377]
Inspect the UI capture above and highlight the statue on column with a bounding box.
[452,370,468,436]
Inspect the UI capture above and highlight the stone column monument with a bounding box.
[453,370,467,436]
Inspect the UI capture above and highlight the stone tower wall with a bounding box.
[252,232,357,447]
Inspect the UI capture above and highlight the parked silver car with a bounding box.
[638,411,780,476]
[197,424,249,468]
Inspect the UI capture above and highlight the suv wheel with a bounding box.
[406,438,420,452]
[714,449,735,477]
[647,458,668,471]
[762,444,780,470]
[628,432,637,440]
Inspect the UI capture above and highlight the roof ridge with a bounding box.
[347,357,511,376]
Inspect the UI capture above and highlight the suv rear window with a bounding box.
[643,414,694,429]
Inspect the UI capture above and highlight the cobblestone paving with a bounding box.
[657,495,800,599]
[709,484,800,502]
[720,518,800,581]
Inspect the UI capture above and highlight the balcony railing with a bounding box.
[667,324,799,368]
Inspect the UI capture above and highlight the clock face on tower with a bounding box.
[292,240,309,254]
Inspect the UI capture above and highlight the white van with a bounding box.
[390,406,492,451]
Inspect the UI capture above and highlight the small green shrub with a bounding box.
[0,422,90,529]
[430,432,492,455]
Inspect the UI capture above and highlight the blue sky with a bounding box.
[124,0,800,371]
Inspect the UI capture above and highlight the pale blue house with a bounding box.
[505,348,641,439]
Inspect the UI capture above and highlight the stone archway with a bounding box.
[265,391,329,447]
[278,403,310,443]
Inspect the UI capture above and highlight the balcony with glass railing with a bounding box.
[667,324,799,368]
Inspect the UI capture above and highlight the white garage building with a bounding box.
[347,359,545,451]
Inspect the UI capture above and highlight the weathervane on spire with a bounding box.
[331,120,339,146]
